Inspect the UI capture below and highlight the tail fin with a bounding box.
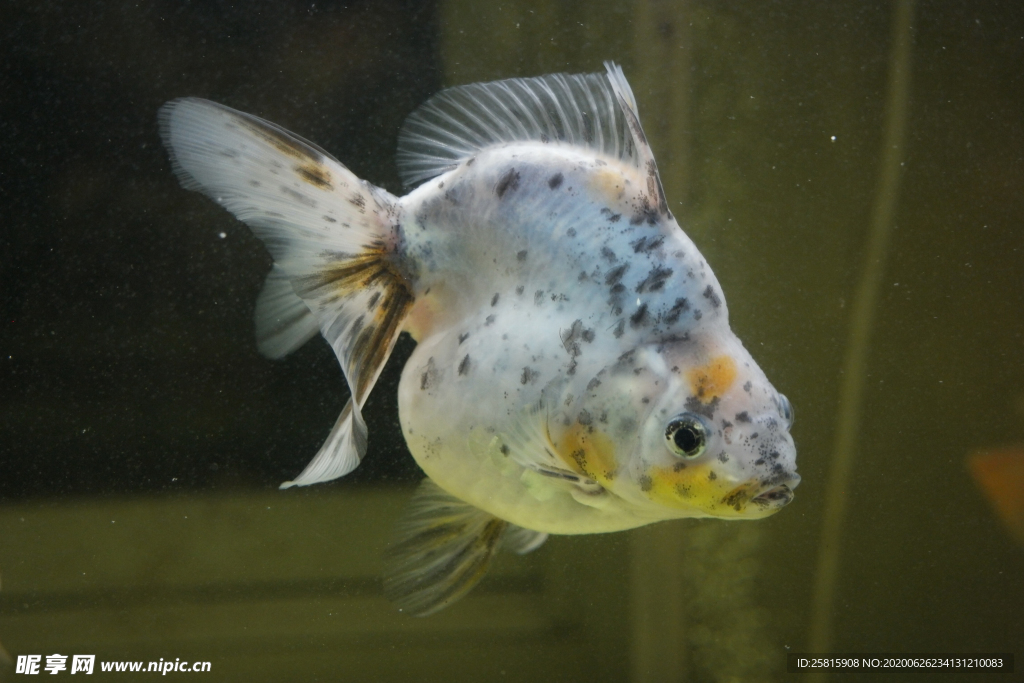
[159,98,414,487]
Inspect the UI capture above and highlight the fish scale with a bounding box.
[159,62,799,616]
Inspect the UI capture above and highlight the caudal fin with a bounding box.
[159,98,414,487]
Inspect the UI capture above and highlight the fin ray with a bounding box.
[396,63,641,187]
[500,397,601,491]
[254,264,320,359]
[160,98,413,486]
[384,479,512,616]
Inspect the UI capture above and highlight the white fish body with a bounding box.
[160,63,798,615]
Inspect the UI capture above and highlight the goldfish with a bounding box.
[159,62,799,615]
[968,446,1024,545]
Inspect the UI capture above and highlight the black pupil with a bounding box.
[673,423,701,454]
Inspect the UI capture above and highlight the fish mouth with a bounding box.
[750,484,795,509]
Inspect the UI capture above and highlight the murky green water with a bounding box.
[2,1,1021,681]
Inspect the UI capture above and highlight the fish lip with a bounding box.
[750,483,795,508]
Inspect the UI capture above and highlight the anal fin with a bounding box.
[383,479,546,616]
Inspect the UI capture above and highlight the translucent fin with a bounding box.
[602,61,669,218]
[159,98,414,487]
[503,525,548,554]
[397,62,641,188]
[500,398,601,491]
[383,479,510,616]
[254,264,320,359]
[282,399,366,489]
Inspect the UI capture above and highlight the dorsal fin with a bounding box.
[396,62,644,188]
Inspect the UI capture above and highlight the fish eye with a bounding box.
[664,413,708,459]
[778,393,794,429]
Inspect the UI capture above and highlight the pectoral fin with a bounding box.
[499,398,603,493]
[383,478,546,616]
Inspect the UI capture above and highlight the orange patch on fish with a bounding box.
[589,166,631,204]
[968,446,1024,545]
[686,355,737,403]
[552,422,618,485]
[645,463,723,511]
[296,162,334,191]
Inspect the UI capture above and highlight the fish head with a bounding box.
[573,335,799,520]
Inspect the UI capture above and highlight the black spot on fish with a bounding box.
[567,227,577,237]
[577,409,592,426]
[735,412,751,423]
[702,285,721,308]
[366,291,381,310]
[420,357,438,391]
[639,475,653,492]
[458,332,470,344]
[548,172,564,189]
[630,196,659,226]
[694,309,703,320]
[485,315,496,326]
[718,452,730,463]
[630,303,649,328]
[664,298,690,325]
[350,314,365,338]
[587,378,602,391]
[601,246,617,262]
[750,432,759,440]
[323,215,337,223]
[491,293,500,307]
[685,396,719,419]
[722,419,733,429]
[610,283,625,294]
[708,470,718,481]
[466,156,476,166]
[578,271,588,282]
[496,167,520,198]
[500,444,510,456]
[534,290,545,305]
[600,207,622,223]
[613,319,626,338]
[604,264,629,286]
[636,266,673,293]
[754,458,766,466]
[743,381,752,392]
[582,328,595,343]
[673,461,687,472]
[521,367,539,385]
[516,285,525,295]
[348,193,366,210]
[458,354,471,376]
[517,249,528,262]
[281,186,318,209]
[630,235,665,253]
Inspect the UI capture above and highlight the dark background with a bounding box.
[2,0,438,497]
